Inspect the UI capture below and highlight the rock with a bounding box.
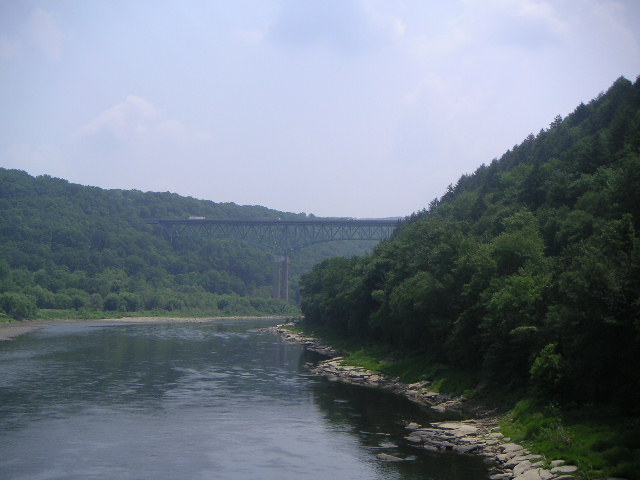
[489,475,512,480]
[270,325,582,479]
[514,468,554,480]
[407,380,431,389]
[502,443,525,454]
[506,454,544,468]
[513,460,532,476]
[432,422,459,430]
[453,444,481,454]
[551,465,578,474]
[549,459,565,467]
[376,453,405,462]
[379,442,397,449]
[506,455,530,468]
[554,476,575,480]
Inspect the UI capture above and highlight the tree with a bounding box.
[0,292,37,319]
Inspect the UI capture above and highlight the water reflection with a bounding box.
[0,319,488,479]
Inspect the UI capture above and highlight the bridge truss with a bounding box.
[146,218,399,300]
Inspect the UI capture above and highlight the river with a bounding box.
[0,319,489,479]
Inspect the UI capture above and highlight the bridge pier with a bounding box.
[272,254,289,301]
[146,218,397,303]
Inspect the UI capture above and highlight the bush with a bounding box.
[0,292,37,319]
[530,343,565,400]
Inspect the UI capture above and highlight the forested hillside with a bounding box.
[0,169,373,319]
[300,76,640,412]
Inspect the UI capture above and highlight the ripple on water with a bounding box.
[0,320,489,480]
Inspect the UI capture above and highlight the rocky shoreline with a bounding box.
[266,324,597,480]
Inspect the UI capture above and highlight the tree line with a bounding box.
[300,76,640,411]
[0,168,372,319]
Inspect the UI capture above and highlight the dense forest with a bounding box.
[0,169,374,319]
[300,76,640,412]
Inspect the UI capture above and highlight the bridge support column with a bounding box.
[272,254,289,301]
[281,253,289,301]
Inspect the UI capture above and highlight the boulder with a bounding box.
[513,460,532,476]
[514,468,554,480]
[376,453,404,462]
[502,443,525,453]
[551,465,578,474]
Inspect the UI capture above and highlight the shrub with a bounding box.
[0,292,37,319]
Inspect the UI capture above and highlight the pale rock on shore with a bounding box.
[266,324,608,480]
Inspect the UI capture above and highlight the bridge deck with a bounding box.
[145,218,399,252]
[146,218,400,300]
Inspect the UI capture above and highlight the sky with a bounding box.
[1,1,639,219]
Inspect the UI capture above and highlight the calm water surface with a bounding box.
[0,319,489,479]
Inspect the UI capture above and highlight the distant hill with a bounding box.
[0,169,375,319]
[300,76,640,412]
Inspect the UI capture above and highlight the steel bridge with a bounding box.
[146,218,398,300]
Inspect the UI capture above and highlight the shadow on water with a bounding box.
[299,350,490,480]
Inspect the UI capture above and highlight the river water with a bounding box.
[0,319,489,479]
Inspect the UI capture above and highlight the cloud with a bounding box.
[74,96,214,181]
[29,8,63,60]
[77,96,161,147]
[77,96,213,149]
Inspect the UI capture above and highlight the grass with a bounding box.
[284,322,478,396]
[500,399,640,480]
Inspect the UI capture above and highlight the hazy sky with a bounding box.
[1,1,639,218]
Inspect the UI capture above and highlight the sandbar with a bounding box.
[0,316,291,341]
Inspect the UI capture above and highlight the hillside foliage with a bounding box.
[300,76,640,411]
[0,169,373,319]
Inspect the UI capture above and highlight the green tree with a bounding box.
[0,292,37,319]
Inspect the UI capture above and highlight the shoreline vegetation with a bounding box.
[294,78,640,480]
[269,322,633,480]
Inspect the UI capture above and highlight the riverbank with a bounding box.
[0,321,49,341]
[266,324,589,480]
[0,316,294,341]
